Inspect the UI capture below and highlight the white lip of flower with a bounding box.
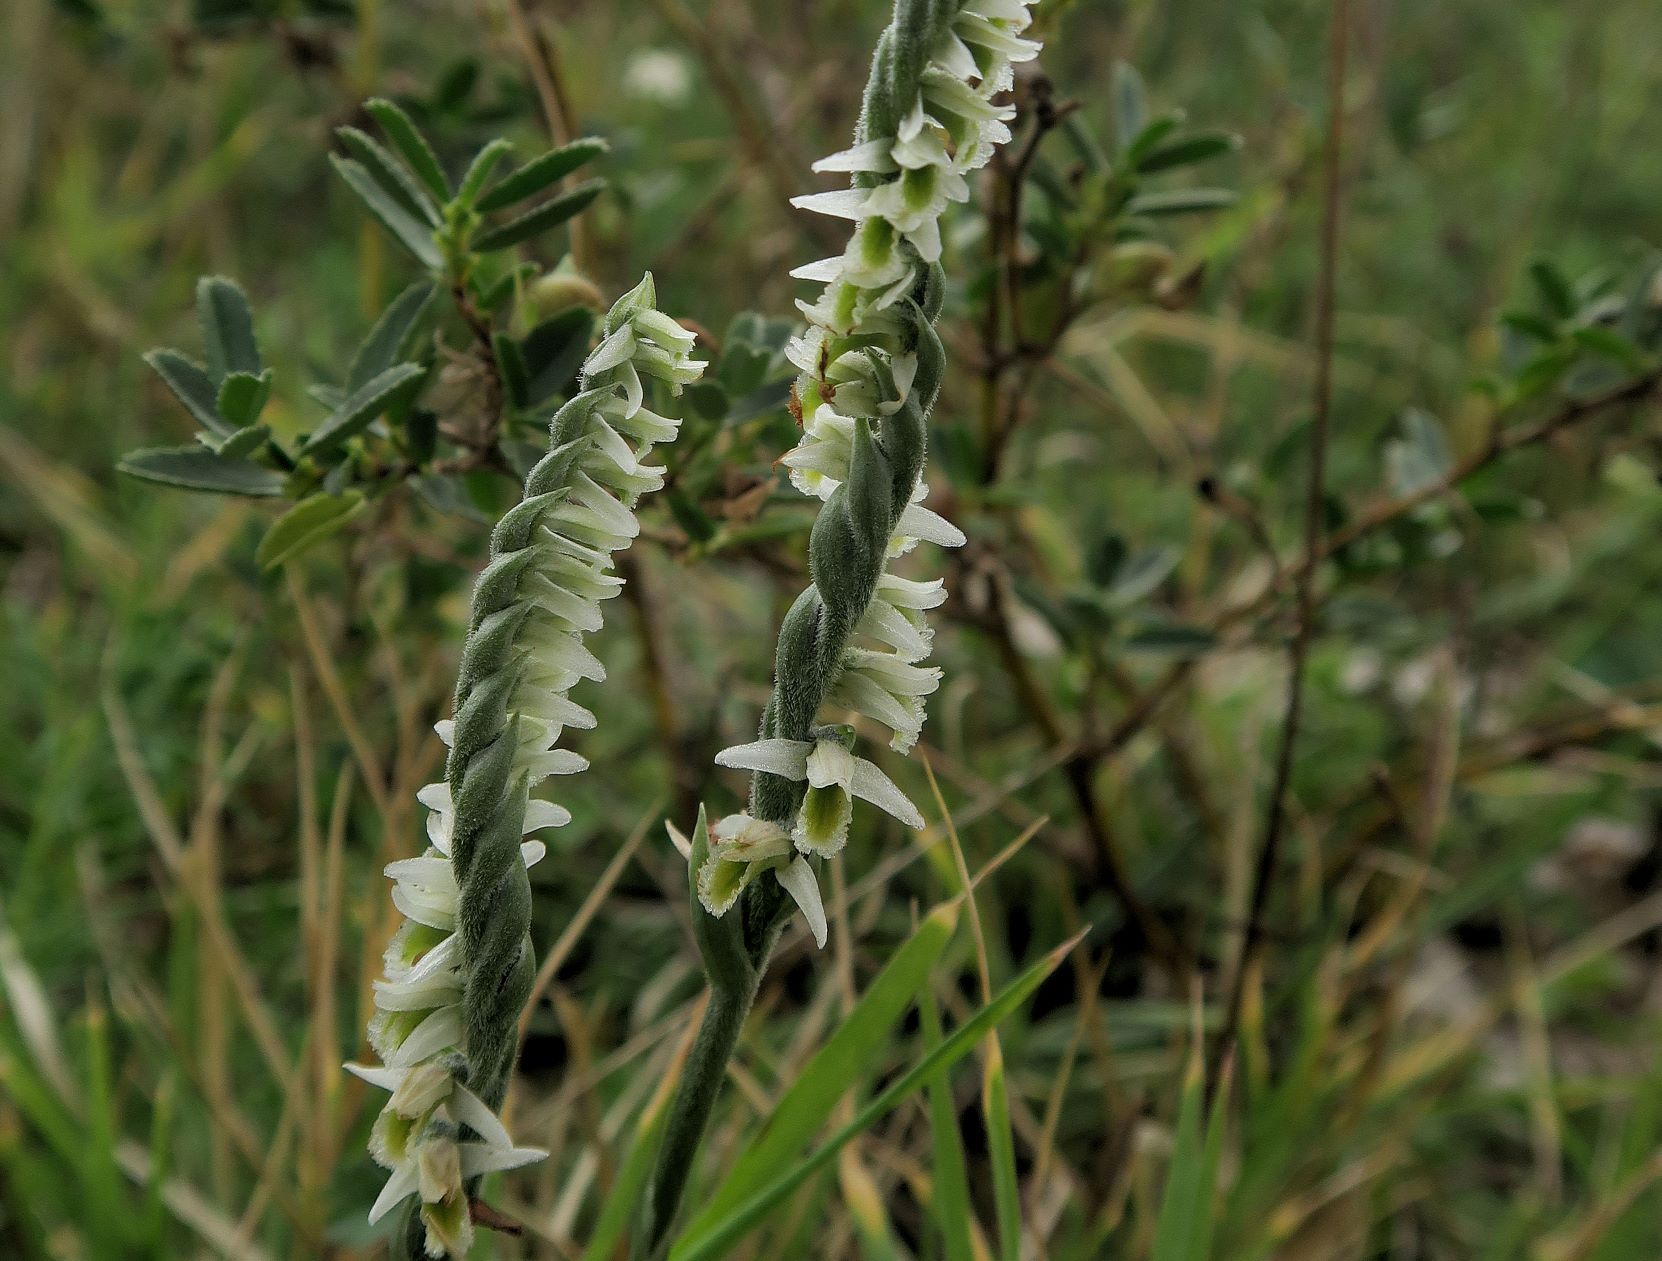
[715,737,925,858]
[694,813,829,948]
[781,405,856,498]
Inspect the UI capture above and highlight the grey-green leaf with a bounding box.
[348,281,436,392]
[335,126,441,227]
[217,424,272,459]
[1386,407,1452,497]
[1125,188,1238,216]
[474,137,610,213]
[456,138,514,207]
[117,446,286,496]
[144,349,229,436]
[216,369,273,430]
[472,180,603,252]
[1136,131,1240,175]
[299,362,426,455]
[1113,61,1148,153]
[364,97,449,202]
[197,276,261,382]
[1107,544,1180,605]
[330,155,443,269]
[522,307,595,404]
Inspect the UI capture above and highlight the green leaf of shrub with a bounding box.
[364,97,449,202]
[475,137,609,213]
[522,307,595,404]
[329,155,442,269]
[348,281,436,392]
[144,349,229,436]
[456,138,514,207]
[1112,61,1148,152]
[1137,131,1240,174]
[335,126,441,227]
[1125,188,1237,217]
[299,362,426,455]
[256,492,366,569]
[473,180,604,252]
[215,369,273,430]
[213,425,272,459]
[197,276,260,382]
[117,446,285,496]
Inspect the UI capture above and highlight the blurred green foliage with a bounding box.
[4,1,1662,1259]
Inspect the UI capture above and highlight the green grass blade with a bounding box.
[670,932,1080,1261]
[685,900,961,1239]
[982,1035,1021,1261]
[1151,1041,1231,1261]
[920,988,975,1261]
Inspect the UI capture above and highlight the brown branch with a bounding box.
[1214,0,1351,1083]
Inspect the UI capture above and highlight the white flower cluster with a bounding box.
[786,0,1040,373]
[781,0,1038,757]
[349,275,704,1256]
[703,0,1040,945]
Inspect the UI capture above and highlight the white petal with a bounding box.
[458,1142,549,1176]
[449,1085,515,1150]
[524,799,573,831]
[367,1160,420,1225]
[895,503,966,548]
[849,759,926,829]
[416,782,452,813]
[714,739,812,779]
[583,325,636,374]
[904,214,943,263]
[344,1062,404,1093]
[618,360,643,418]
[789,188,873,221]
[520,839,547,868]
[385,856,457,890]
[790,257,846,283]
[776,857,828,949]
[812,139,898,173]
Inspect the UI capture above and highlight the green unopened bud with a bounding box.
[604,272,657,335]
[527,270,605,318]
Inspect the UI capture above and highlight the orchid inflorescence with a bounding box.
[698,0,1040,947]
[347,275,703,1258]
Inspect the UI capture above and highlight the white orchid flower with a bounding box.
[715,737,925,858]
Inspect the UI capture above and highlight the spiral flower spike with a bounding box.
[348,274,705,1259]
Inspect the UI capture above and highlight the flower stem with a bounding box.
[633,876,791,1258]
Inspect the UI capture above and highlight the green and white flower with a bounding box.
[702,0,1040,950]
[355,274,703,1254]
[715,733,925,858]
[695,813,829,947]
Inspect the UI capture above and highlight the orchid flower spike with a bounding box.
[353,275,703,1252]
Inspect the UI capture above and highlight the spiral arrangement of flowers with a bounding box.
[347,274,704,1258]
[701,0,1041,944]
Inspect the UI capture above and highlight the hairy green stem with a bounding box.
[633,968,759,1261]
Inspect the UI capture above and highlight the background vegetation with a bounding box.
[4,0,1662,1258]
